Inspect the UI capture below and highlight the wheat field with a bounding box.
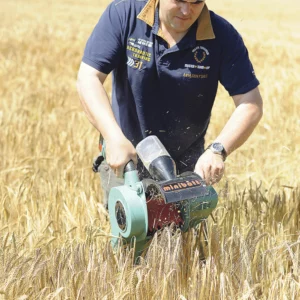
[0,0,300,298]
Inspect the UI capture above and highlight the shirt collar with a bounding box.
[137,0,215,41]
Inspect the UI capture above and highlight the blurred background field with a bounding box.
[0,0,299,299]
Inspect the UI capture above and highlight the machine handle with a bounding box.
[123,160,141,191]
[124,160,136,173]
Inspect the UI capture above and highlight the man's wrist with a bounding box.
[206,142,227,161]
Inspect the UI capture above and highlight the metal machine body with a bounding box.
[94,135,218,257]
[108,163,218,257]
[108,163,149,255]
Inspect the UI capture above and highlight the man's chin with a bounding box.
[170,22,191,33]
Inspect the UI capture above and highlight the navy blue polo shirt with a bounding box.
[82,0,259,170]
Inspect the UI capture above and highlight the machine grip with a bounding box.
[124,160,136,173]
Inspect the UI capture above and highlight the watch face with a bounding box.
[212,143,224,152]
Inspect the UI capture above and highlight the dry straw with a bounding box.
[0,0,300,298]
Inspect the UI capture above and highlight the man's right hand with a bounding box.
[105,136,138,178]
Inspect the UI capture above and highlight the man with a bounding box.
[77,0,263,203]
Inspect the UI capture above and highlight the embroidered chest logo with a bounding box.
[185,46,210,70]
[194,47,207,64]
[183,46,210,79]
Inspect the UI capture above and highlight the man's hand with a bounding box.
[105,136,138,178]
[194,149,225,185]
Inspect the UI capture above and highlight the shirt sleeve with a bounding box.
[82,2,124,74]
[218,21,259,96]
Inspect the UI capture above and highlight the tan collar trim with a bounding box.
[196,4,215,41]
[137,1,215,41]
[137,0,159,27]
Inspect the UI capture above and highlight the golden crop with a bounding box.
[0,0,299,298]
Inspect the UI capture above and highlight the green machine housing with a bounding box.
[108,161,218,257]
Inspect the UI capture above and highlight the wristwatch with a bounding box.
[207,142,227,161]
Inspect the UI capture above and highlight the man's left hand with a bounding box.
[194,150,225,185]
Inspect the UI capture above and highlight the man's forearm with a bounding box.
[194,88,262,184]
[76,70,124,142]
[214,89,263,156]
[77,63,137,173]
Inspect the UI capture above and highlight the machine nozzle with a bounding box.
[136,136,177,181]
